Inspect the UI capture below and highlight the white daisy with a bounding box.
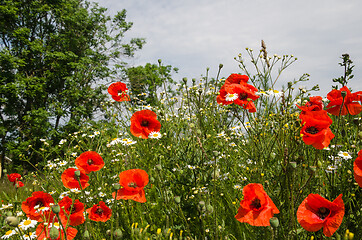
[46,162,56,169]
[337,151,352,160]
[59,139,67,145]
[225,93,238,101]
[22,232,36,240]
[256,90,268,97]
[18,219,38,231]
[98,192,106,197]
[0,203,13,210]
[266,89,283,97]
[49,222,61,229]
[59,191,70,199]
[58,161,68,166]
[94,131,100,135]
[70,188,81,194]
[1,230,17,239]
[149,131,162,139]
[229,142,237,147]
[216,132,225,138]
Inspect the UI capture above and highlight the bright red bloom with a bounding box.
[7,173,22,183]
[297,96,324,113]
[235,183,279,226]
[130,110,161,139]
[353,149,362,187]
[58,196,85,226]
[86,201,112,222]
[224,74,250,85]
[21,191,54,221]
[300,110,334,150]
[61,168,89,190]
[112,169,149,203]
[217,83,259,112]
[75,151,104,174]
[16,181,24,188]
[36,220,78,240]
[297,194,344,237]
[326,86,362,116]
[107,82,130,102]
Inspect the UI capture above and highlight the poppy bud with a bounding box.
[269,217,279,228]
[51,204,60,214]
[158,59,162,65]
[358,132,362,140]
[113,229,123,239]
[83,230,90,240]
[174,196,181,204]
[113,183,121,190]
[182,77,187,84]
[288,82,293,88]
[49,226,60,240]
[74,170,81,178]
[5,216,19,227]
[341,91,347,98]
[219,64,223,69]
[206,204,214,214]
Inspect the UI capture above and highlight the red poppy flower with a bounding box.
[112,169,149,203]
[58,196,85,226]
[326,86,362,116]
[21,191,55,221]
[36,220,78,240]
[235,183,279,226]
[107,82,130,102]
[75,151,104,174]
[7,173,22,183]
[130,110,161,139]
[61,168,89,190]
[297,96,324,113]
[353,149,362,187]
[300,111,334,150]
[86,201,112,222]
[16,181,24,188]
[217,83,259,112]
[224,74,250,85]
[297,194,344,237]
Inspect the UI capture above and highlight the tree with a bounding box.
[0,0,145,174]
[126,62,178,106]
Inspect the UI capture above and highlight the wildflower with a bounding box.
[58,196,85,226]
[1,230,17,239]
[36,220,77,240]
[107,82,130,102]
[326,86,362,116]
[225,93,239,101]
[58,161,68,167]
[235,183,279,226]
[113,169,149,203]
[61,168,89,190]
[297,194,344,237]
[86,201,112,222]
[22,232,36,240]
[59,139,67,145]
[7,173,24,187]
[300,111,334,150]
[0,203,13,210]
[149,131,162,139]
[75,151,104,174]
[224,74,249,85]
[266,89,283,98]
[338,151,352,160]
[21,191,54,221]
[18,219,38,230]
[130,110,161,139]
[297,96,324,113]
[353,149,362,187]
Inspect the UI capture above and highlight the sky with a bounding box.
[93,0,362,96]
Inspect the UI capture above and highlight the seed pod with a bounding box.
[269,217,279,228]
[5,216,19,227]
[49,226,60,240]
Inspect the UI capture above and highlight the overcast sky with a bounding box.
[94,0,362,96]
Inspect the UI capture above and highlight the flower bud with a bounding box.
[206,204,214,214]
[49,226,60,240]
[74,170,81,178]
[83,230,90,240]
[113,229,123,239]
[219,64,223,69]
[341,91,347,98]
[113,183,121,191]
[5,216,19,227]
[269,217,279,228]
[50,205,59,215]
[174,196,181,204]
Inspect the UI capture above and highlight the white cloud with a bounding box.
[94,0,362,96]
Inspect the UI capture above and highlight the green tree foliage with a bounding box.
[126,62,178,106]
[0,0,145,173]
